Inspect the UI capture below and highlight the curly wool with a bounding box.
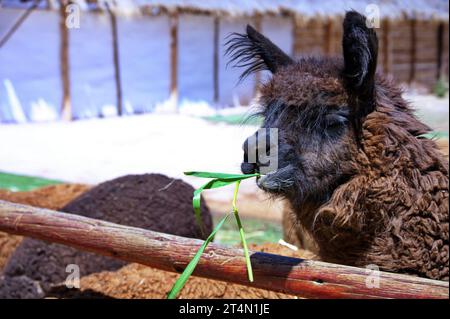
[294,78,449,281]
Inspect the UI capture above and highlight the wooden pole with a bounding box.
[436,22,444,80]
[323,19,332,55]
[169,11,179,109]
[46,0,55,10]
[59,0,71,121]
[291,14,306,58]
[382,19,391,75]
[0,200,447,299]
[213,15,220,105]
[291,14,297,58]
[0,0,42,49]
[106,3,123,116]
[409,18,417,84]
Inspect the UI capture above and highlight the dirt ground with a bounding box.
[0,184,314,299]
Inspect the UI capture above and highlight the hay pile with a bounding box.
[0,184,90,270]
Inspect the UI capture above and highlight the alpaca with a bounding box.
[227,11,449,281]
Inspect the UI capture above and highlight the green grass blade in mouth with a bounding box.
[192,178,238,236]
[187,172,260,235]
[232,180,253,282]
[167,212,231,299]
[168,171,259,299]
[184,171,260,179]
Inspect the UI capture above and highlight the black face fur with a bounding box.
[226,11,379,206]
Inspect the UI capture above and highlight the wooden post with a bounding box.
[409,18,417,84]
[323,19,333,55]
[291,14,297,58]
[443,23,449,78]
[382,19,391,74]
[59,0,71,121]
[106,3,123,116]
[169,11,179,109]
[0,0,42,49]
[213,15,220,105]
[0,200,448,299]
[291,14,306,58]
[436,22,444,80]
[46,0,55,10]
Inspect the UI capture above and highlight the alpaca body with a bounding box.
[285,75,449,280]
[227,11,449,281]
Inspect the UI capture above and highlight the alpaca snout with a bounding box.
[242,135,260,174]
[241,134,259,174]
[256,165,295,193]
[241,162,257,174]
[241,140,257,174]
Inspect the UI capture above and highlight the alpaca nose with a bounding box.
[242,136,257,174]
[241,162,257,174]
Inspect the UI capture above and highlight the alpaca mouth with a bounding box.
[257,174,285,193]
[241,162,258,175]
[256,174,277,192]
[256,165,295,193]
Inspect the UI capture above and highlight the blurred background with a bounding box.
[0,0,449,244]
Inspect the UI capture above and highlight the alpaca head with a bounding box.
[227,11,383,205]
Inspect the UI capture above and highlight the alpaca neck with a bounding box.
[292,199,375,265]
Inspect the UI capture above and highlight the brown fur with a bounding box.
[284,74,449,280]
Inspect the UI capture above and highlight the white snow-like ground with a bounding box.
[0,105,276,214]
[404,93,449,133]
[0,94,448,219]
[0,112,256,184]
[0,106,285,218]
[1,93,446,183]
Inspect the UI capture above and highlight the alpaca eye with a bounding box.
[325,114,348,128]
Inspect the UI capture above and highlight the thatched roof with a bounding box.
[135,0,449,20]
[2,0,449,21]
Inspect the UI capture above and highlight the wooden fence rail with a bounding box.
[0,200,448,299]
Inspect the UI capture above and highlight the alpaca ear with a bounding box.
[342,11,378,109]
[225,25,293,81]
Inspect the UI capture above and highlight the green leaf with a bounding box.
[167,212,231,299]
[233,209,253,282]
[192,179,234,235]
[231,180,253,282]
[188,172,260,235]
[168,171,258,299]
[184,171,259,179]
